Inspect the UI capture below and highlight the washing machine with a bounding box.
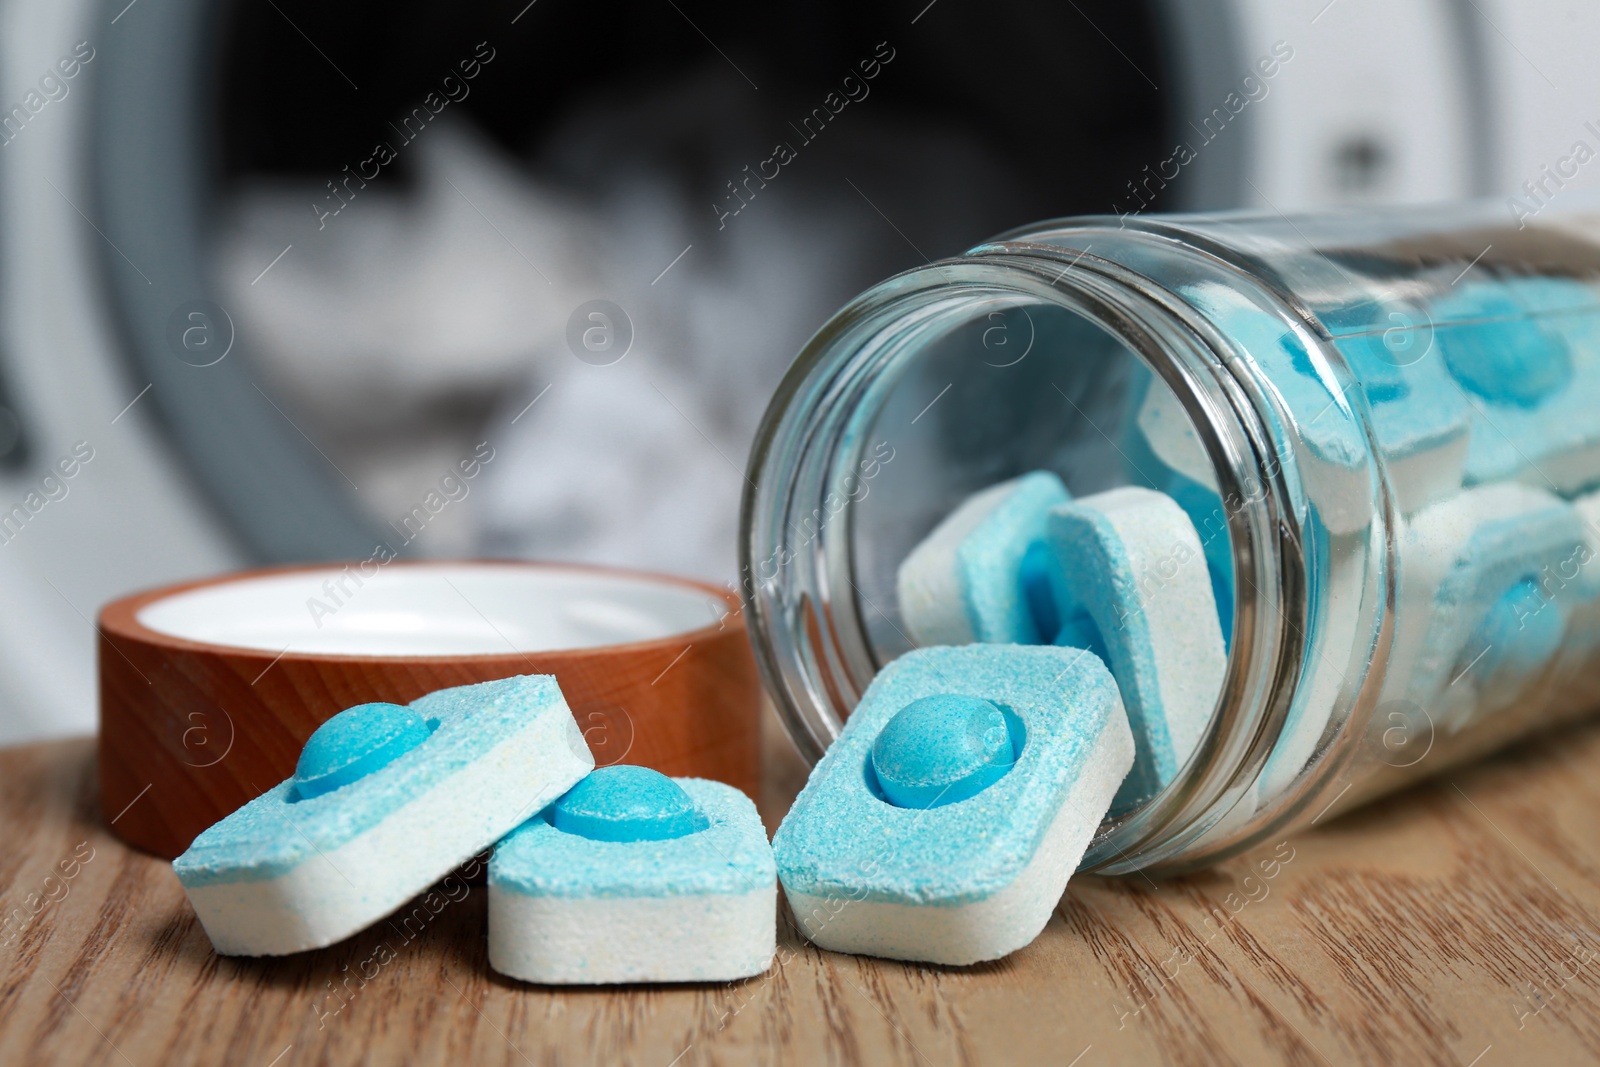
[0,0,1595,742]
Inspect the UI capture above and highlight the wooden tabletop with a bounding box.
[6,714,1600,1066]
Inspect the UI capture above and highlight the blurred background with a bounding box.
[2,0,1599,742]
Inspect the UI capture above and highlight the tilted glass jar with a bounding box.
[740,196,1600,874]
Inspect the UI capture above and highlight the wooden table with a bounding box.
[6,714,1600,1066]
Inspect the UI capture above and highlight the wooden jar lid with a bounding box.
[98,561,759,859]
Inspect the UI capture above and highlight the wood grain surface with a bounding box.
[8,708,1600,1066]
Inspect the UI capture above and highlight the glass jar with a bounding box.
[740,195,1600,875]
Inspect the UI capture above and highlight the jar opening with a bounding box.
[742,244,1336,873]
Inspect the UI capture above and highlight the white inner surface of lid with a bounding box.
[135,564,727,656]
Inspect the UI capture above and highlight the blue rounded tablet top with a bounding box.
[1436,287,1572,407]
[293,702,432,800]
[871,694,1015,809]
[547,765,706,842]
[1468,577,1566,687]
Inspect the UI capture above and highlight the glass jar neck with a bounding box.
[742,231,1387,873]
